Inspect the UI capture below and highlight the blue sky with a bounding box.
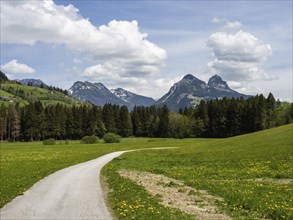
[1,0,292,100]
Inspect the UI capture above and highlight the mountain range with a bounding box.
[68,74,249,110]
[9,73,249,111]
[68,81,156,109]
[156,74,249,111]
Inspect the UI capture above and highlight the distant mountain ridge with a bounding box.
[3,71,250,110]
[156,74,250,111]
[69,81,125,106]
[111,88,156,108]
[69,74,249,111]
[17,78,48,88]
[69,81,155,109]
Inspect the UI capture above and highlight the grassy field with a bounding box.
[0,138,205,208]
[1,125,292,219]
[102,124,293,220]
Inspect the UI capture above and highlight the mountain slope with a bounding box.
[111,88,155,108]
[156,74,249,111]
[69,81,127,106]
[18,79,48,88]
[0,71,9,84]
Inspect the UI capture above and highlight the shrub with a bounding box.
[80,136,99,144]
[43,138,55,145]
[103,133,121,143]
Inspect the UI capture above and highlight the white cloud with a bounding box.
[210,17,242,29]
[1,0,166,80]
[206,30,274,83]
[223,21,242,29]
[1,59,35,76]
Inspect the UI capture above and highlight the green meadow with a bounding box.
[0,138,197,207]
[0,124,292,219]
[102,124,293,220]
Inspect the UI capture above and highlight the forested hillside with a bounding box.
[0,93,292,141]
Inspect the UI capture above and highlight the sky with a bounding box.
[1,0,292,101]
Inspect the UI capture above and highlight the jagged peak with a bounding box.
[208,74,224,82]
[208,74,230,90]
[182,74,196,80]
[180,74,206,84]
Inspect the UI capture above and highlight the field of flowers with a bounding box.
[102,124,293,219]
[0,138,192,208]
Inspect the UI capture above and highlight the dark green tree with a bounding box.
[158,105,169,137]
[102,104,116,133]
[119,106,132,137]
[266,93,276,128]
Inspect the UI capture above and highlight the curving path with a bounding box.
[0,151,127,220]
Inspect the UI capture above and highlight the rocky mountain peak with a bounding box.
[156,74,249,111]
[208,75,230,90]
[182,74,196,81]
[69,82,155,109]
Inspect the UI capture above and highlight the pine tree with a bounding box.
[102,104,116,133]
[226,98,241,136]
[254,94,267,131]
[193,100,208,135]
[131,107,142,136]
[119,106,132,137]
[0,104,7,141]
[266,93,276,128]
[158,105,169,138]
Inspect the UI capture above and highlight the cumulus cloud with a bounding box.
[1,59,35,76]
[1,0,166,80]
[206,30,274,82]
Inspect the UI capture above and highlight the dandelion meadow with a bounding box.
[102,124,293,219]
[0,138,178,207]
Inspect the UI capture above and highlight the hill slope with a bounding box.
[0,82,83,106]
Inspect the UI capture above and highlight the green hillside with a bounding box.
[103,124,293,219]
[0,82,83,106]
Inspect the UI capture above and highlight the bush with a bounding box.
[103,133,121,143]
[43,138,55,145]
[80,136,99,144]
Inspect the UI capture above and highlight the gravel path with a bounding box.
[0,151,127,220]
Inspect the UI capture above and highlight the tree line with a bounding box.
[0,93,292,141]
